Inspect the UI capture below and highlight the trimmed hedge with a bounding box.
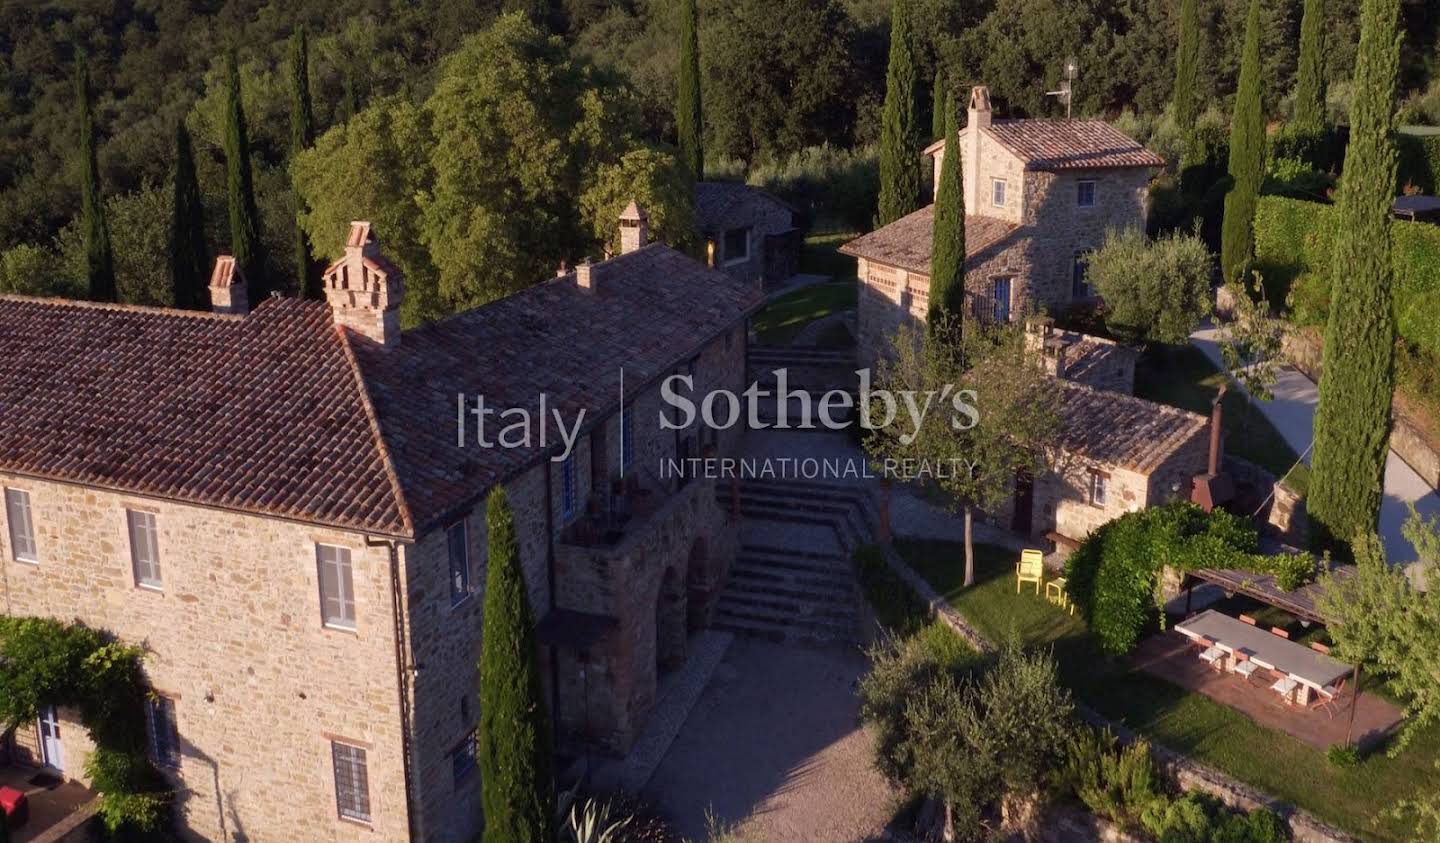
[1397,132,1440,194]
[1254,195,1440,360]
[1064,503,1315,655]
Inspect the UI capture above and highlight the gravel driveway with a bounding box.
[643,636,897,842]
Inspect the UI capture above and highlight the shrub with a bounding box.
[1065,727,1167,830]
[855,544,928,637]
[728,144,879,233]
[1327,742,1362,768]
[1064,503,1315,655]
[1143,793,1288,843]
[1087,227,1213,347]
[1396,132,1440,196]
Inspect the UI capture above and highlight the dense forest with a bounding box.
[1,0,1438,317]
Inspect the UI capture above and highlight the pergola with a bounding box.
[1177,565,1367,743]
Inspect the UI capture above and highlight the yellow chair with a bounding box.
[1045,576,1075,615]
[1016,549,1044,594]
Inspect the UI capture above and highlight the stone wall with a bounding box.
[1282,326,1440,492]
[400,320,748,841]
[709,202,795,287]
[0,476,411,843]
[1022,168,1150,311]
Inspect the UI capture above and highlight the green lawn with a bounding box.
[899,539,1440,843]
[751,279,857,346]
[1135,344,1311,497]
[799,230,861,279]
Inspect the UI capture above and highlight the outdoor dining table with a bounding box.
[1174,610,1353,705]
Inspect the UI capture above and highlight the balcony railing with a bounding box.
[559,468,671,549]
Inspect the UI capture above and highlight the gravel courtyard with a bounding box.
[643,636,897,842]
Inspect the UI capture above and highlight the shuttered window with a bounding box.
[331,742,372,823]
[127,510,162,588]
[448,521,470,605]
[146,696,181,769]
[4,489,37,562]
[317,544,356,630]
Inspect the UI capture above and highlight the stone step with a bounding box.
[734,554,851,580]
[718,588,856,622]
[740,542,849,564]
[728,562,855,596]
[729,505,864,552]
[712,603,858,644]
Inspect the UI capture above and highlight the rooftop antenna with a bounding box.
[1045,56,1078,118]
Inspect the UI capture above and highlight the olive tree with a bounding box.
[1088,227,1213,348]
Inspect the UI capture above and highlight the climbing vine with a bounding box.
[1064,503,1316,655]
[0,617,171,836]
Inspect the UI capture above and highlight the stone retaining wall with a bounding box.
[1283,328,1440,491]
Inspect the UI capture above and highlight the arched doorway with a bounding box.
[685,538,709,632]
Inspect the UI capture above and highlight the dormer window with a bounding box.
[991,179,1007,208]
[1077,180,1097,208]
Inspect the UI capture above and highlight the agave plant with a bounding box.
[564,794,634,843]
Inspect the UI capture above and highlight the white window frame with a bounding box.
[4,488,38,563]
[331,741,372,824]
[447,520,470,607]
[1090,471,1109,507]
[1077,179,1097,208]
[722,227,751,265]
[127,510,162,589]
[317,543,357,631]
[991,178,1007,208]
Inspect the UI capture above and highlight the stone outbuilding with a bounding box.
[843,84,1164,367]
[695,181,802,288]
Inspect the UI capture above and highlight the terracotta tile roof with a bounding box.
[694,181,797,233]
[1051,330,1137,391]
[0,296,412,536]
[926,121,1165,171]
[838,205,1018,276]
[351,243,765,532]
[1057,381,1207,474]
[0,244,760,538]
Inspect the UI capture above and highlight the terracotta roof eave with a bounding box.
[0,466,414,542]
[335,326,418,538]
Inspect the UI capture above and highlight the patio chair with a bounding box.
[1044,577,1075,614]
[1231,652,1262,683]
[1198,640,1226,672]
[1312,678,1351,719]
[1271,676,1300,704]
[1015,549,1044,594]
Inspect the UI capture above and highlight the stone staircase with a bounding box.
[712,478,880,645]
[746,346,861,430]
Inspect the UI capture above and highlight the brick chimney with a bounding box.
[619,200,649,255]
[208,255,248,315]
[965,85,992,213]
[323,221,404,346]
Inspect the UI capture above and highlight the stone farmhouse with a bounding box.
[1003,322,1210,546]
[695,181,802,288]
[842,85,1165,368]
[0,208,761,842]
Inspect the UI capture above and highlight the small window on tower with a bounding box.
[1077,180,1097,207]
[991,179,1007,207]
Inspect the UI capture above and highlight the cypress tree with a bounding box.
[170,122,207,309]
[877,0,921,226]
[1294,0,1327,130]
[1310,0,1402,553]
[928,93,966,339]
[676,0,703,182]
[1219,0,1265,284]
[930,70,946,142]
[1173,0,1201,133]
[223,51,267,302]
[478,487,553,843]
[289,27,321,299]
[75,54,116,303]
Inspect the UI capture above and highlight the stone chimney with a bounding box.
[576,258,596,291]
[619,200,649,255]
[965,85,991,215]
[323,221,404,346]
[208,255,248,315]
